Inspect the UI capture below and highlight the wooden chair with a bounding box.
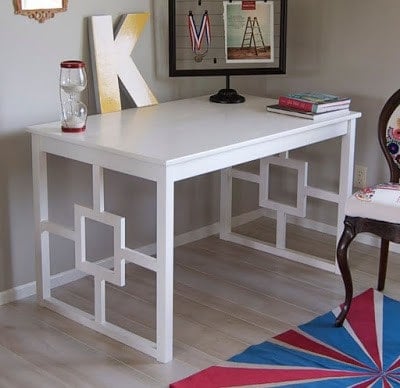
[335,89,400,327]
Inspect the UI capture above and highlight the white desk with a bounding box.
[28,95,361,363]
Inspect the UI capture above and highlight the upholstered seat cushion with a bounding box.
[345,183,400,223]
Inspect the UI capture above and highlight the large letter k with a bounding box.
[90,14,158,113]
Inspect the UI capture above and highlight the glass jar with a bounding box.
[59,60,87,132]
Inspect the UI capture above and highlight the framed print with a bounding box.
[169,0,287,77]
[224,1,274,63]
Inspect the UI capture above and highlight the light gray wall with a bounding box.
[0,0,222,291]
[0,0,398,292]
[236,0,400,225]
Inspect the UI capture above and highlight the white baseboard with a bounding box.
[0,281,36,306]
[0,268,88,306]
[260,207,337,236]
[1,208,398,306]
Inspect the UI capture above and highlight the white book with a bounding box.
[266,104,350,121]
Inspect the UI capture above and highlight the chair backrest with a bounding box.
[378,89,400,183]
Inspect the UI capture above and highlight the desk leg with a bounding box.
[220,168,232,238]
[156,173,174,363]
[31,135,51,302]
[337,119,356,272]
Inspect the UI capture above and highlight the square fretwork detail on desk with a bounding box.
[74,204,126,287]
[259,156,308,217]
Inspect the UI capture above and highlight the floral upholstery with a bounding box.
[345,183,400,223]
[386,117,400,168]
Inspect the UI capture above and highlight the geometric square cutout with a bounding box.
[74,205,125,286]
[259,156,308,217]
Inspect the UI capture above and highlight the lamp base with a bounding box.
[209,88,245,104]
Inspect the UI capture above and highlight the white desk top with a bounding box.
[27,95,361,166]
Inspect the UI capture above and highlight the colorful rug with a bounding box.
[170,289,400,387]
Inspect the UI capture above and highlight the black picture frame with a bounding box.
[169,0,287,77]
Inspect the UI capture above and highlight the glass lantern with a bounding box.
[59,60,87,132]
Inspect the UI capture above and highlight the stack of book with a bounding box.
[267,92,351,121]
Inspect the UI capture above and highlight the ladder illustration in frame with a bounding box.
[241,16,267,55]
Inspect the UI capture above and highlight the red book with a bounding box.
[278,93,351,113]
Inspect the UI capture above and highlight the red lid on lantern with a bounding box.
[60,60,85,69]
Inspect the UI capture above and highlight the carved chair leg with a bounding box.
[378,238,389,291]
[335,218,356,327]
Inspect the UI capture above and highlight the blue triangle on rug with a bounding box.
[170,288,400,387]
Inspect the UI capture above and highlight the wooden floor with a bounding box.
[2,217,400,387]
